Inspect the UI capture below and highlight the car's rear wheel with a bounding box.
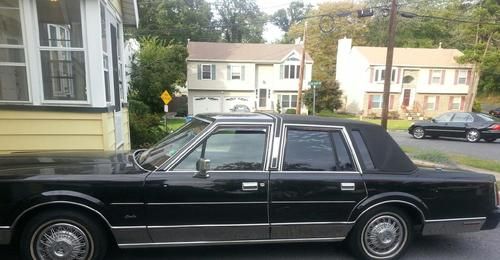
[349,206,413,260]
[412,127,425,139]
[19,210,107,260]
[484,137,497,143]
[466,129,480,142]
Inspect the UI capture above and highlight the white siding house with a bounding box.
[186,41,313,115]
[336,38,473,118]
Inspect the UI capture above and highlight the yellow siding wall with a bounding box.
[0,110,128,154]
[122,108,131,150]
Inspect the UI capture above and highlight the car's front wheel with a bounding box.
[349,206,413,260]
[466,129,481,142]
[412,127,425,139]
[19,209,108,260]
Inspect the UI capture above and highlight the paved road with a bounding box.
[390,131,500,161]
[2,230,500,259]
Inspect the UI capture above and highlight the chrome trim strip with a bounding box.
[351,200,426,223]
[148,223,269,229]
[271,221,354,226]
[146,201,267,205]
[192,116,213,124]
[425,217,486,223]
[426,129,464,132]
[277,123,363,174]
[11,201,112,230]
[110,202,145,206]
[111,226,147,229]
[0,226,10,229]
[118,237,346,248]
[272,201,356,204]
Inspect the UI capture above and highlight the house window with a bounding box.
[0,0,29,101]
[231,65,241,80]
[100,2,111,102]
[284,65,300,79]
[451,96,461,110]
[202,64,212,79]
[431,70,443,84]
[37,0,87,101]
[279,94,298,109]
[374,68,396,83]
[457,70,468,85]
[370,94,382,109]
[426,96,436,110]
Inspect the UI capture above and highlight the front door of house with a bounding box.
[402,89,411,107]
[258,89,268,109]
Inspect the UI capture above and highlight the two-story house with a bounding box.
[0,0,137,153]
[336,38,474,118]
[186,41,313,115]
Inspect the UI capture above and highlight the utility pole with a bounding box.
[296,21,307,115]
[381,0,398,130]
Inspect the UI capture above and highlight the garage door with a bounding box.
[193,96,222,115]
[223,97,254,112]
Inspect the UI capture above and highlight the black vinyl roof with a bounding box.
[195,113,416,173]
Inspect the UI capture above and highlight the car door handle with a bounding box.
[242,182,259,191]
[341,183,355,191]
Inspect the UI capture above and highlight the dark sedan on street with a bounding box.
[0,113,499,260]
[490,107,500,118]
[408,112,500,142]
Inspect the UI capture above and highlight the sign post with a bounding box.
[308,81,321,116]
[160,90,172,131]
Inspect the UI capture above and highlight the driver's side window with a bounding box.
[435,113,454,122]
[174,127,268,171]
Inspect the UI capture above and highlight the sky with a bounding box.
[256,0,353,42]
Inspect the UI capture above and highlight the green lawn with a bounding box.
[159,118,186,132]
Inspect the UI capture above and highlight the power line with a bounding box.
[399,11,499,26]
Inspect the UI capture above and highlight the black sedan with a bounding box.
[408,112,500,142]
[490,107,500,118]
[0,113,499,260]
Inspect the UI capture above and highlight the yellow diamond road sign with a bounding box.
[160,90,172,105]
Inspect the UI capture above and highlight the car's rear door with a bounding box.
[144,123,272,244]
[269,124,366,240]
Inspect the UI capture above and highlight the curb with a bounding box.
[412,159,500,178]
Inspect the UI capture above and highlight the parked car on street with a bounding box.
[408,112,500,142]
[490,107,500,118]
[0,113,499,260]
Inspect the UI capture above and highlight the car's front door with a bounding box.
[144,124,271,244]
[427,112,454,137]
[270,125,367,240]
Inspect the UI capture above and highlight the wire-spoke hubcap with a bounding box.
[467,130,479,142]
[34,223,90,260]
[363,215,406,258]
[413,128,424,139]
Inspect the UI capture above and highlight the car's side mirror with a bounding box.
[194,158,210,178]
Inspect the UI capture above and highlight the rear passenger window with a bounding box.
[351,130,375,170]
[283,129,354,171]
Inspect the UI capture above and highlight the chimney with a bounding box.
[336,38,352,81]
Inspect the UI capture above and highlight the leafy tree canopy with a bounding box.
[215,0,267,43]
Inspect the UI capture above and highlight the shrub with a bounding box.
[388,111,400,119]
[472,100,481,112]
[285,108,296,114]
[129,112,168,149]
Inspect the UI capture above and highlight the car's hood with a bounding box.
[0,150,144,176]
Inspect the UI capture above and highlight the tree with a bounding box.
[135,0,218,44]
[215,0,266,43]
[271,1,312,32]
[303,79,343,113]
[129,37,188,114]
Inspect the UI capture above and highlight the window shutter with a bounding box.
[435,96,440,111]
[460,96,466,110]
[440,70,445,85]
[454,70,458,85]
[241,65,245,80]
[368,95,372,109]
[396,69,401,84]
[467,70,472,85]
[424,96,428,108]
[279,65,284,79]
[448,96,453,110]
[227,65,231,80]
[389,95,394,109]
[197,64,201,80]
[428,70,432,84]
[211,64,216,80]
[370,68,374,83]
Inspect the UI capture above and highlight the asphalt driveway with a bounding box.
[390,131,500,161]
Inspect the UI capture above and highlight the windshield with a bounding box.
[138,119,209,170]
[477,113,498,122]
